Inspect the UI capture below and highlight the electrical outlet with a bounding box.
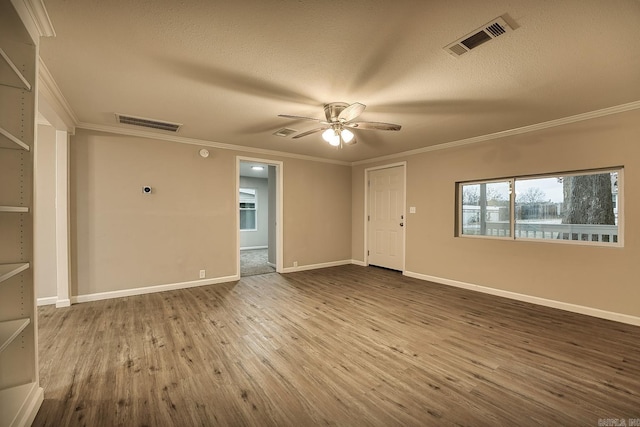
[293,261,298,268]
[199,270,205,279]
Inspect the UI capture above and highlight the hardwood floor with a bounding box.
[34,265,640,426]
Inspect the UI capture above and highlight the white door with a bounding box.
[368,166,405,271]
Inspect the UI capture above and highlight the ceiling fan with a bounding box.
[278,102,401,147]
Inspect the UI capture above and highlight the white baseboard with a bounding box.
[36,296,58,306]
[351,259,367,267]
[281,259,353,273]
[37,297,71,308]
[404,271,640,327]
[240,246,268,251]
[71,274,240,304]
[55,299,71,308]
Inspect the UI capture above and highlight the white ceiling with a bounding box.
[39,0,640,163]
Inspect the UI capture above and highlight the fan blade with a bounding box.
[292,127,328,139]
[278,114,322,122]
[338,102,366,122]
[346,121,401,131]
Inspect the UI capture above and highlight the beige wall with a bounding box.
[69,129,352,296]
[352,109,640,318]
[34,124,58,300]
[282,159,352,267]
[68,109,638,318]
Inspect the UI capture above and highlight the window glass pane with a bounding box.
[239,188,257,230]
[461,181,511,237]
[515,172,618,243]
[240,210,256,230]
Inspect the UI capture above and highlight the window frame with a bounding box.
[239,187,258,231]
[457,167,623,247]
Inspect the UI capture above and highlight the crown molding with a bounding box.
[352,100,640,166]
[23,0,55,37]
[35,55,640,170]
[38,57,78,132]
[11,0,55,42]
[76,122,351,166]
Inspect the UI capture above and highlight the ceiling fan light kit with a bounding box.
[278,102,401,148]
[321,127,355,147]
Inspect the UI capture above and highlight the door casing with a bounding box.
[236,156,284,277]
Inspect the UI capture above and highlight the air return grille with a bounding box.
[444,16,514,57]
[115,113,182,132]
[273,128,297,137]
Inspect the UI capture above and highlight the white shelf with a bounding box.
[0,125,30,151]
[0,206,29,213]
[0,318,30,353]
[0,381,41,427]
[0,47,31,91]
[0,263,29,284]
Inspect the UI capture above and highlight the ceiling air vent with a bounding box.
[444,16,514,57]
[273,128,297,137]
[115,113,182,132]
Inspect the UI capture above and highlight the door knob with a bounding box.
[400,222,404,227]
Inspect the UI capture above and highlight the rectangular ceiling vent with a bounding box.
[444,16,514,57]
[115,113,182,132]
[273,128,297,137]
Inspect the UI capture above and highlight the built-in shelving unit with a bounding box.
[0,47,32,91]
[0,262,30,283]
[0,382,41,427]
[0,319,30,353]
[0,126,31,151]
[0,206,29,213]
[1,0,44,425]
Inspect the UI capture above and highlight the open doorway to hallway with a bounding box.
[238,159,282,276]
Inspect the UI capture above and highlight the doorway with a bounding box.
[366,163,406,271]
[237,157,283,277]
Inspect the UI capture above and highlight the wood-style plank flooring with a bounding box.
[33,265,640,426]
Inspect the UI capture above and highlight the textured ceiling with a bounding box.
[39,0,640,163]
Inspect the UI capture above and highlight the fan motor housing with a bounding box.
[324,102,350,122]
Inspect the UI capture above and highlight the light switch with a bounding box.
[409,206,416,213]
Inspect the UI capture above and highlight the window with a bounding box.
[239,188,257,231]
[460,180,511,237]
[458,168,622,245]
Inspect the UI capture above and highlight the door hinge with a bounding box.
[367,250,369,256]
[367,215,370,221]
